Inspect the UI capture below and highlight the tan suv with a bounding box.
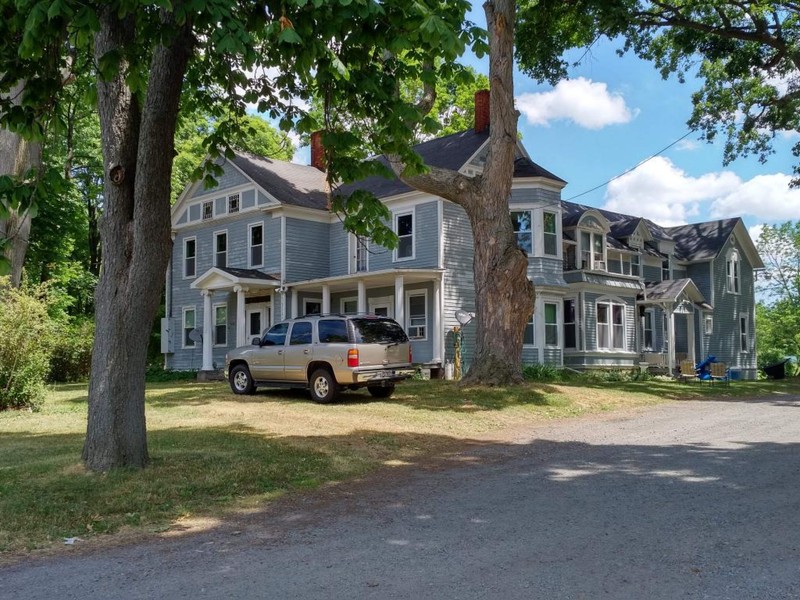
[224,315,414,403]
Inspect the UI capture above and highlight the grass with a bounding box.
[1,376,798,559]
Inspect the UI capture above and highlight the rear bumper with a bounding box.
[353,368,415,384]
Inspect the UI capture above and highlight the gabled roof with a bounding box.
[190,267,280,291]
[638,278,712,309]
[338,129,565,199]
[230,151,329,210]
[665,218,738,262]
[562,199,673,241]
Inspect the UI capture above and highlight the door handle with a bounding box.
[278,350,284,355]
[304,349,310,354]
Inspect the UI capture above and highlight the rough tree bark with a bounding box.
[82,8,194,471]
[389,0,533,385]
[0,81,40,288]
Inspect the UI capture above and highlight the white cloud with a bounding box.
[748,223,765,246]
[674,139,700,151]
[602,156,800,226]
[517,78,637,130]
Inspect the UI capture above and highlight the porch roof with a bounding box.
[289,268,444,293]
[190,267,280,291]
[638,278,712,310]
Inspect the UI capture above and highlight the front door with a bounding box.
[246,303,270,341]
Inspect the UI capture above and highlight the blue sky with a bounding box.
[459,7,798,241]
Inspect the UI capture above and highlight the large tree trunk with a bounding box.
[82,8,193,471]
[392,0,533,385]
[0,81,40,288]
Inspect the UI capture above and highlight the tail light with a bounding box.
[409,346,413,363]
[347,348,359,368]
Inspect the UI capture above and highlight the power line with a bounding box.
[564,130,695,202]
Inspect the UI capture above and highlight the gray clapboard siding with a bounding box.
[369,201,440,271]
[191,165,249,199]
[643,265,661,282]
[285,218,330,282]
[543,348,562,366]
[528,257,568,288]
[687,262,712,301]
[328,223,350,277]
[521,347,540,365]
[509,187,560,205]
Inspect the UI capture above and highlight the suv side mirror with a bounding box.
[252,337,261,346]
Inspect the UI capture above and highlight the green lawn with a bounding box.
[2,376,798,560]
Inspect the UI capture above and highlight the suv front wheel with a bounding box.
[230,364,256,395]
[309,368,338,404]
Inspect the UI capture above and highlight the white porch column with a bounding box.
[432,278,442,362]
[322,285,331,315]
[394,275,405,327]
[667,306,676,375]
[357,280,366,314]
[687,312,696,365]
[290,289,298,319]
[201,289,214,371]
[234,285,247,347]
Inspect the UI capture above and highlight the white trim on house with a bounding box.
[368,296,394,318]
[405,289,428,341]
[183,236,197,279]
[393,209,416,262]
[213,302,228,347]
[340,296,358,314]
[248,221,264,269]
[182,306,196,349]
[213,229,228,269]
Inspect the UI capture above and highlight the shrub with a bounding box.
[0,279,56,410]
[145,365,198,382]
[49,319,94,382]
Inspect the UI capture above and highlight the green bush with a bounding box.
[0,280,56,410]
[49,319,94,382]
[145,364,198,382]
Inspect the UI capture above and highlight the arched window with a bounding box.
[726,250,740,294]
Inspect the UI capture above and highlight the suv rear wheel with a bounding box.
[368,384,395,399]
[229,364,256,395]
[309,368,338,404]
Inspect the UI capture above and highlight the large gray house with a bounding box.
[163,92,763,379]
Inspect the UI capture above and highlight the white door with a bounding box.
[246,303,270,341]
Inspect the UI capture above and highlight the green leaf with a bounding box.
[278,28,302,45]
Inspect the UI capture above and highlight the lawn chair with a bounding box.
[709,362,730,386]
[679,359,697,383]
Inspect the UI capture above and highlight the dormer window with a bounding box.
[726,250,740,294]
[580,230,605,271]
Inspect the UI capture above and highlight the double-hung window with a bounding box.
[643,310,654,350]
[214,304,227,346]
[406,292,427,340]
[184,238,196,278]
[739,313,749,352]
[214,231,227,268]
[351,234,368,273]
[662,258,671,281]
[727,252,740,293]
[597,300,626,350]
[511,211,532,255]
[395,212,414,260]
[249,223,263,268]
[523,311,535,346]
[183,307,196,348]
[580,231,605,270]
[631,253,640,277]
[544,302,558,346]
[543,211,558,256]
[563,299,576,349]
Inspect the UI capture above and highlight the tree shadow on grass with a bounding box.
[3,423,800,599]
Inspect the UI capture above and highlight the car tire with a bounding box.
[309,368,338,404]
[368,384,395,399]
[229,364,256,395]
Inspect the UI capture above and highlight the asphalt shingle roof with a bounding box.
[218,267,280,282]
[231,151,329,210]
[666,219,741,262]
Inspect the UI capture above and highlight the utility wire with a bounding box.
[565,130,695,202]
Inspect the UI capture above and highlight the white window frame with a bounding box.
[227,193,240,214]
[202,200,213,220]
[511,210,533,256]
[369,296,393,318]
[642,308,655,351]
[544,301,559,347]
[182,306,196,349]
[596,298,627,351]
[542,210,559,257]
[563,297,577,349]
[340,296,358,315]
[662,257,671,281]
[631,252,641,277]
[349,233,369,274]
[393,210,415,262]
[213,303,228,347]
[214,230,228,269]
[704,314,713,335]
[580,230,606,271]
[523,309,535,347]
[405,290,428,341]
[739,312,749,353]
[183,237,197,279]
[248,222,264,268]
[727,250,741,294]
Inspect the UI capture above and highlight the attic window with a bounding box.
[228,194,240,214]
[202,201,213,220]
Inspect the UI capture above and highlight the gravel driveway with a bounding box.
[3,394,799,599]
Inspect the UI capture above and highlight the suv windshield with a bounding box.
[351,318,409,344]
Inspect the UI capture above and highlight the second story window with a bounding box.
[727,251,740,293]
[214,231,227,268]
[580,231,605,270]
[249,224,263,268]
[543,211,558,256]
[511,211,532,255]
[350,234,368,273]
[228,194,240,213]
[631,253,640,277]
[184,237,196,278]
[662,258,671,281]
[395,212,414,261]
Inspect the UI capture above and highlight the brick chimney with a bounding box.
[474,89,490,133]
[310,130,325,171]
